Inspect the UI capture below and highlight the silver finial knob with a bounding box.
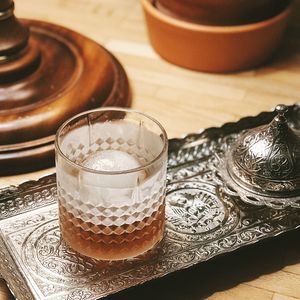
[275,104,288,123]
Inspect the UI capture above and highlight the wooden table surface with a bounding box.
[1,0,300,299]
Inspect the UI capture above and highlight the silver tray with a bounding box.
[1,104,300,300]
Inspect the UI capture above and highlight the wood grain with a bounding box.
[1,0,300,299]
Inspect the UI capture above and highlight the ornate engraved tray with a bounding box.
[1,104,300,300]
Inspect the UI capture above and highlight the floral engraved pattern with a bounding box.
[233,124,296,180]
[22,218,101,290]
[1,105,300,299]
[0,175,57,220]
[221,108,300,207]
[166,182,228,235]
[37,229,95,277]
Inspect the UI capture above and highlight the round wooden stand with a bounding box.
[0,1,130,175]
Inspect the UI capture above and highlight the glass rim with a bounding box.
[55,107,168,175]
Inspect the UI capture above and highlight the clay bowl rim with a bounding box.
[143,0,292,33]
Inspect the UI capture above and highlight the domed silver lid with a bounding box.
[221,104,300,209]
[228,104,300,195]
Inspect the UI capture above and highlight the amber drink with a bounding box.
[55,108,168,260]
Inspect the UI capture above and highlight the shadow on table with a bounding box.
[235,1,300,75]
[257,33,300,74]
[107,228,300,300]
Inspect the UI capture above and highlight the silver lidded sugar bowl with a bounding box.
[220,104,300,209]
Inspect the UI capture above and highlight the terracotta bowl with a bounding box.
[142,0,291,73]
[156,0,275,25]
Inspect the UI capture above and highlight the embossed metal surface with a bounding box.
[220,104,300,209]
[1,104,300,300]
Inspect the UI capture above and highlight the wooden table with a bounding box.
[1,0,300,299]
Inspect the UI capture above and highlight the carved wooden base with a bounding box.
[0,20,131,175]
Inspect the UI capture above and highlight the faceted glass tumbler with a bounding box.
[55,108,168,260]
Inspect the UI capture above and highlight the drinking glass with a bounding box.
[55,108,168,260]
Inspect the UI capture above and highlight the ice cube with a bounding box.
[81,150,146,198]
[84,150,142,172]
